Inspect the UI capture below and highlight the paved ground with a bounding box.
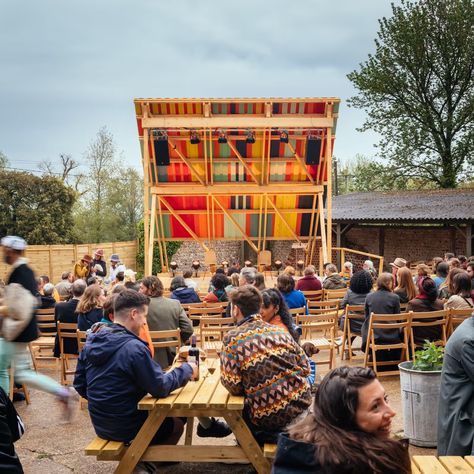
[15,349,435,473]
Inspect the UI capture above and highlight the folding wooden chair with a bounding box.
[148,329,181,369]
[57,322,79,385]
[30,308,57,368]
[323,288,347,301]
[408,310,448,359]
[296,312,338,369]
[301,290,323,301]
[447,308,473,337]
[188,305,227,326]
[340,305,365,362]
[399,302,409,313]
[199,317,234,357]
[363,313,411,377]
[77,330,88,352]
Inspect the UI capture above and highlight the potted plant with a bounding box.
[398,341,444,447]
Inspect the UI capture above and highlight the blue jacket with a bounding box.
[170,287,201,304]
[282,290,308,314]
[73,323,193,442]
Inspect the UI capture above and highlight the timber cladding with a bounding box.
[0,241,137,284]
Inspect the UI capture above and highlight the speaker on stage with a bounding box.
[305,136,322,165]
[153,138,170,166]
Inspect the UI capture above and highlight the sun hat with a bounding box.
[389,257,407,269]
[110,254,120,262]
[1,236,27,251]
[94,249,104,257]
[82,254,93,263]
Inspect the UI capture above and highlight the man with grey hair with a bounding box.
[55,271,73,299]
[322,264,346,290]
[239,267,257,286]
[40,283,57,310]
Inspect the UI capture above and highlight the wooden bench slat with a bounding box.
[263,443,277,459]
[465,456,474,469]
[227,393,244,410]
[138,395,157,410]
[192,374,220,408]
[439,456,473,473]
[411,461,421,474]
[413,455,449,473]
[154,387,184,408]
[173,378,206,408]
[85,437,108,455]
[209,381,230,408]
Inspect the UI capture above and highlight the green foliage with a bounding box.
[412,340,444,371]
[136,220,182,276]
[0,151,9,168]
[0,170,76,244]
[348,0,474,188]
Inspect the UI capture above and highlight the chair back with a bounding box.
[188,305,226,324]
[448,307,473,336]
[77,330,88,352]
[408,309,448,359]
[36,308,57,336]
[340,305,365,361]
[57,322,79,354]
[399,302,409,312]
[296,313,337,339]
[308,299,340,316]
[345,305,365,321]
[148,328,181,353]
[199,317,235,356]
[323,288,347,301]
[301,290,323,301]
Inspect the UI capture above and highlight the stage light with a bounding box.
[246,129,256,144]
[217,129,227,144]
[192,260,200,277]
[170,261,178,276]
[190,130,200,145]
[280,130,289,143]
[296,259,305,276]
[274,260,283,274]
[244,260,252,267]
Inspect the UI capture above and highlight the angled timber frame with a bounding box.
[134,98,340,274]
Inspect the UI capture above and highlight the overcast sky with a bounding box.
[0,1,397,175]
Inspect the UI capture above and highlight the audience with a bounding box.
[393,266,417,304]
[277,273,307,312]
[182,269,198,290]
[444,273,474,310]
[283,266,296,277]
[322,264,345,289]
[91,249,106,278]
[107,254,125,284]
[439,267,465,300]
[225,272,240,294]
[363,259,377,280]
[55,271,73,299]
[220,285,311,445]
[433,262,449,289]
[239,267,257,286]
[438,309,474,456]
[444,252,455,262]
[260,288,300,342]
[389,257,407,286]
[53,279,87,357]
[74,254,92,280]
[204,273,229,303]
[467,261,474,290]
[295,265,322,292]
[76,285,106,331]
[139,276,193,369]
[448,257,461,270]
[169,276,200,304]
[362,273,401,355]
[40,283,56,309]
[407,277,444,348]
[273,367,410,474]
[340,261,353,282]
[339,271,373,336]
[253,272,266,291]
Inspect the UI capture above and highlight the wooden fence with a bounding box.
[0,241,137,284]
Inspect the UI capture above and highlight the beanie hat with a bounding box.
[350,270,373,295]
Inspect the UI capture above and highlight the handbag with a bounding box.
[2,283,37,341]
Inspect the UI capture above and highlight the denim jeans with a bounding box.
[0,338,62,396]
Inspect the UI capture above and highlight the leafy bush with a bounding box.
[412,340,444,371]
[136,220,182,276]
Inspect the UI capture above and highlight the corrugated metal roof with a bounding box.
[332,189,474,223]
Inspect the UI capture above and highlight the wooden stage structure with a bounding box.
[134,98,340,275]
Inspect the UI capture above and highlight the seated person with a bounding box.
[295,265,322,293]
[323,264,346,290]
[204,273,229,303]
[169,276,201,304]
[76,285,106,331]
[73,290,197,447]
[220,285,312,445]
[40,283,56,310]
[277,273,307,313]
[273,366,410,474]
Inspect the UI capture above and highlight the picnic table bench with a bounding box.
[85,358,271,474]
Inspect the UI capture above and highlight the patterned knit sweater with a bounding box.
[220,315,312,431]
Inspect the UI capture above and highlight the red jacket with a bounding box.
[296,275,322,292]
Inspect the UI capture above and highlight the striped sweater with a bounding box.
[220,315,312,431]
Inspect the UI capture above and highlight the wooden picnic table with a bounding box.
[412,455,474,473]
[114,359,271,474]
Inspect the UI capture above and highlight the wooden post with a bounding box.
[319,193,328,264]
[147,195,158,276]
[467,223,473,257]
[143,127,151,276]
[325,114,333,263]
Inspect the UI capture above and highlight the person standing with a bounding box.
[438,314,474,455]
[73,254,92,280]
[0,236,75,419]
[91,249,107,278]
[106,254,125,284]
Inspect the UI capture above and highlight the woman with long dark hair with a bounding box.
[260,288,300,343]
[407,276,444,347]
[444,272,473,310]
[272,366,410,474]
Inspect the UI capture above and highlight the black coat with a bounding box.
[53,299,79,357]
[0,387,23,473]
[92,259,106,278]
[361,290,401,350]
[7,263,39,343]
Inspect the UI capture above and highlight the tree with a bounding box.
[348,0,474,188]
[0,170,76,244]
[0,151,9,168]
[39,153,86,196]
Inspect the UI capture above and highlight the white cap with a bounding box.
[1,235,27,251]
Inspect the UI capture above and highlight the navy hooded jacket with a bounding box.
[170,287,201,304]
[73,323,193,442]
